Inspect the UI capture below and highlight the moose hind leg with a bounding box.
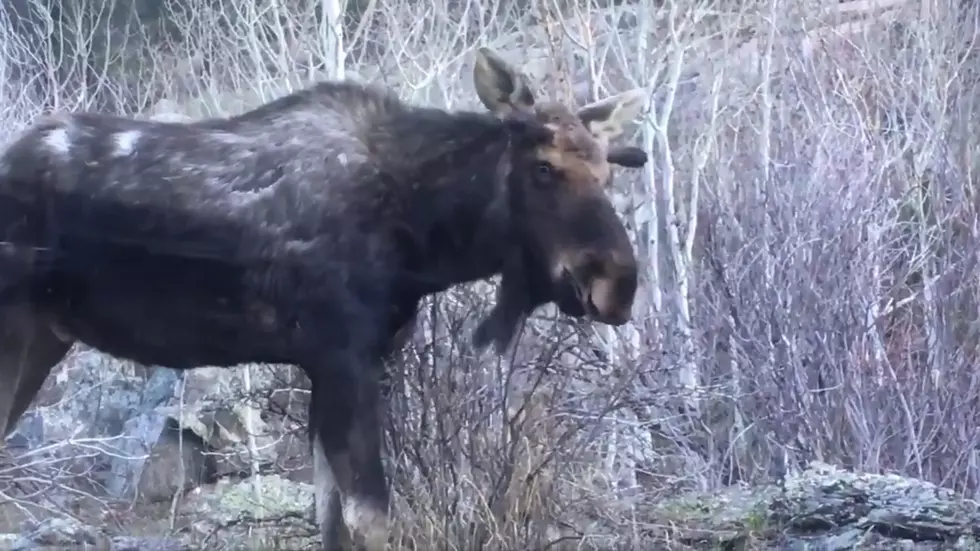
[0,306,72,439]
[309,366,390,551]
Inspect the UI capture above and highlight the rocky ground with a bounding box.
[3,348,980,549]
[3,461,980,550]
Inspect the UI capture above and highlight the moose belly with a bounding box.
[34,246,293,370]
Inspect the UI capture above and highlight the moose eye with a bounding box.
[536,161,554,177]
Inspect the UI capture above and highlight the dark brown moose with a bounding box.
[0,47,648,550]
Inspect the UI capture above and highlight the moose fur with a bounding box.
[0,47,648,550]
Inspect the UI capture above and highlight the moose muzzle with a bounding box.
[552,253,638,327]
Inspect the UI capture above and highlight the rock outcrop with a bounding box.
[4,462,980,549]
[642,462,980,550]
[2,346,311,508]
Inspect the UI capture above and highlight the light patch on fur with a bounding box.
[342,496,389,551]
[49,323,74,343]
[42,127,72,157]
[208,130,251,145]
[149,112,193,123]
[111,130,141,157]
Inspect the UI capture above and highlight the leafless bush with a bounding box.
[0,435,122,531]
[686,0,980,492]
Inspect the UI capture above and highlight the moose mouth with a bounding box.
[552,275,588,318]
[472,249,629,355]
[553,269,631,326]
[491,244,630,326]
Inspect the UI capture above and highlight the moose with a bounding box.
[0,48,649,550]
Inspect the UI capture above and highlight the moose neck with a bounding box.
[378,107,522,296]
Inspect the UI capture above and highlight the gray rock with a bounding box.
[15,343,303,498]
[3,475,313,550]
[11,517,106,549]
[8,462,980,550]
[158,364,304,478]
[178,474,317,550]
[646,462,980,550]
[134,419,217,502]
[105,367,183,499]
[110,535,193,551]
[3,410,44,449]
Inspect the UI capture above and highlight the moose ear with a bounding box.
[578,88,648,143]
[473,47,537,117]
[607,146,648,168]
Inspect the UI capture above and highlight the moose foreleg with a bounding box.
[309,361,390,551]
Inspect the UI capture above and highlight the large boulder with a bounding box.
[644,462,980,550]
[4,345,310,506]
